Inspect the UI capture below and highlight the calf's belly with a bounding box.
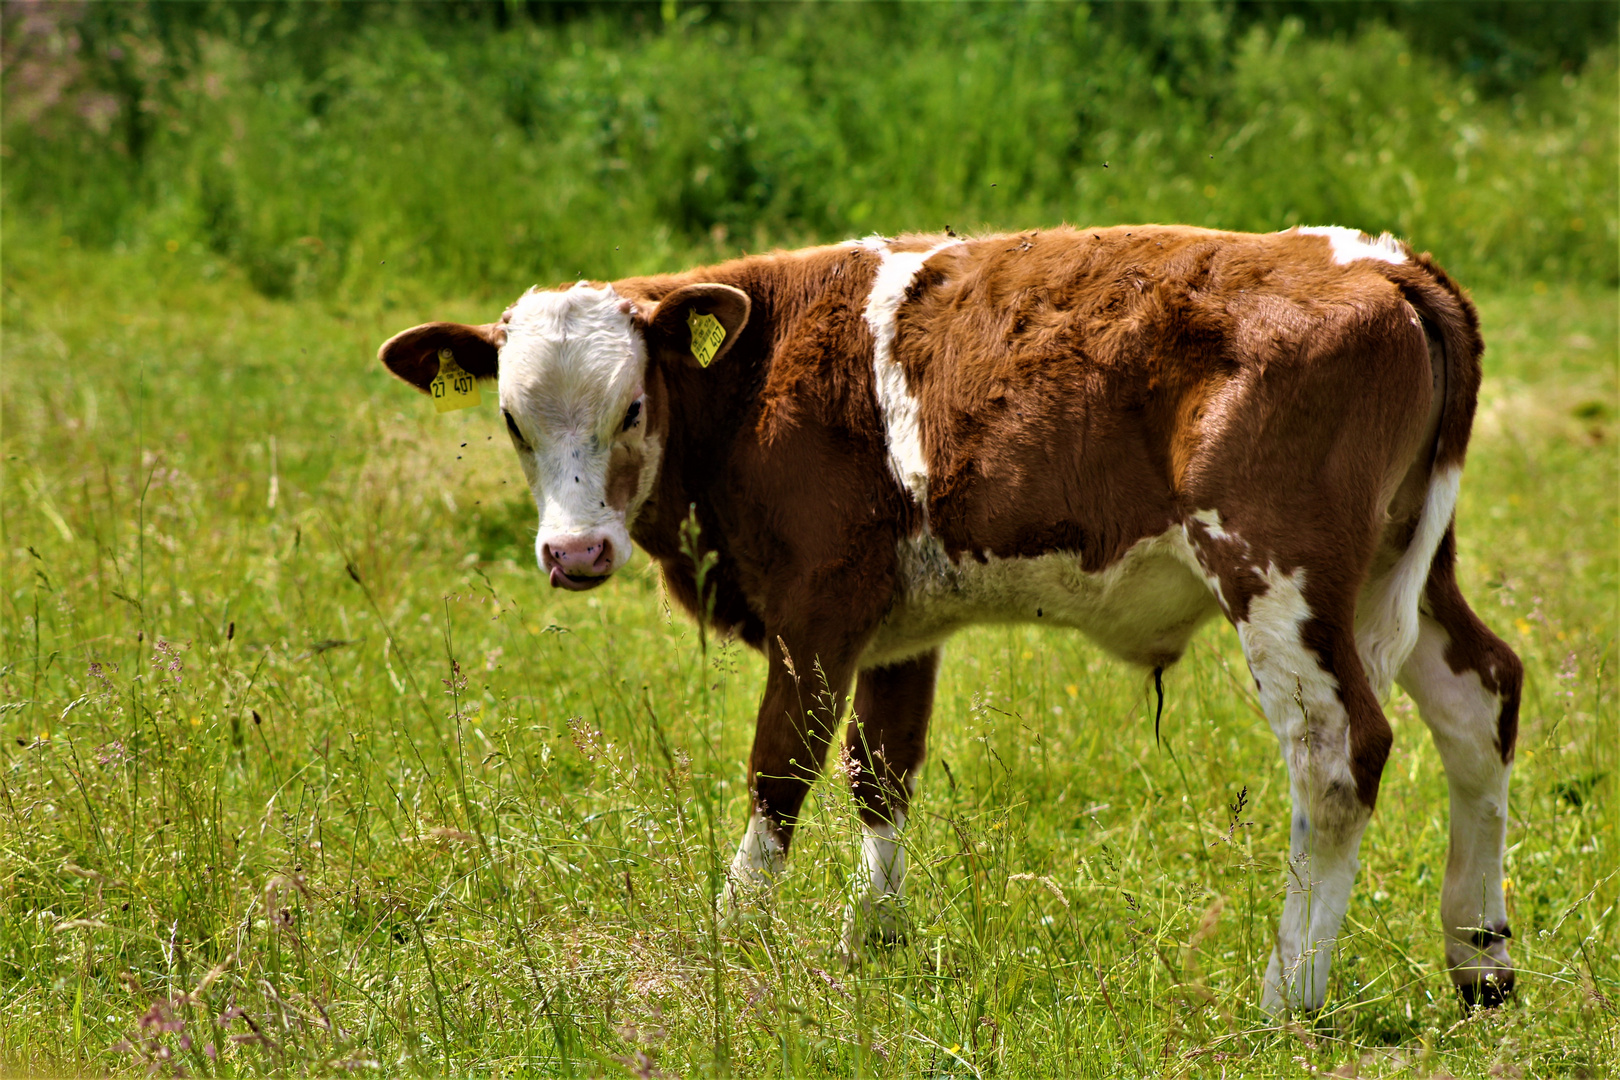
[862,530,1221,670]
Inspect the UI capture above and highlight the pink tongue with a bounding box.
[549,566,597,591]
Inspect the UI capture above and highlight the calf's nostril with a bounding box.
[540,535,615,577]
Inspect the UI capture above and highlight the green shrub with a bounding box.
[3,3,1614,301]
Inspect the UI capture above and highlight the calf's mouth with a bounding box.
[549,567,610,591]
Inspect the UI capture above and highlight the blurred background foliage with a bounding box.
[3,0,1615,304]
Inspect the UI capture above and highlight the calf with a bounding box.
[379,225,1520,1011]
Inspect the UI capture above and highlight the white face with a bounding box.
[497,282,661,590]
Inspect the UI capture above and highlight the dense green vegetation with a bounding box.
[2,3,1616,1076]
[5,1,1616,298]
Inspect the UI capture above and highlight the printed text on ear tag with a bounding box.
[430,348,481,413]
[688,309,725,368]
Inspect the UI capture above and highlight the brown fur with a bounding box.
[847,649,941,826]
[603,445,644,514]
[484,227,1500,832]
[379,225,1511,903]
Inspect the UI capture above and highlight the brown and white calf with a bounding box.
[379,225,1520,1011]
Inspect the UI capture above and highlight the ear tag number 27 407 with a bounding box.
[688,309,725,368]
[431,348,481,413]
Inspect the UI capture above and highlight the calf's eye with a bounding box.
[622,399,642,431]
[503,409,528,449]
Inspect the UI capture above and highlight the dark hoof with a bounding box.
[1458,972,1516,1009]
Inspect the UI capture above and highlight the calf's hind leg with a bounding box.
[1196,538,1393,1013]
[1246,587,1391,1013]
[842,648,940,949]
[1396,532,1521,1006]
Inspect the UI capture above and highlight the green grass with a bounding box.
[1,224,1615,1076]
[1,6,1617,1072]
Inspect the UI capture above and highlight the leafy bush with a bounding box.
[3,1,1615,301]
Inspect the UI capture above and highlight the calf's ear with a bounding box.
[377,321,504,393]
[645,284,751,369]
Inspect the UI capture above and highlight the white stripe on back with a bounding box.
[1294,225,1407,265]
[863,239,962,514]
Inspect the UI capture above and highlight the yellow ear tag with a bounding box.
[430,348,481,413]
[688,309,725,368]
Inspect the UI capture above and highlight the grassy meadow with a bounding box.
[3,3,1618,1077]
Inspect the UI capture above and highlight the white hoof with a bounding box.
[1261,944,1330,1014]
[717,869,776,928]
[840,893,909,958]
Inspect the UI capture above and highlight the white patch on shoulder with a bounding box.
[863,239,963,512]
[1355,464,1462,699]
[1293,225,1408,266]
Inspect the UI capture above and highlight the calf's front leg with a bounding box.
[722,638,857,913]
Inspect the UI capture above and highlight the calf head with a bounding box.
[378,280,749,589]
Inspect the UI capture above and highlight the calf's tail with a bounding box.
[1356,254,1485,697]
